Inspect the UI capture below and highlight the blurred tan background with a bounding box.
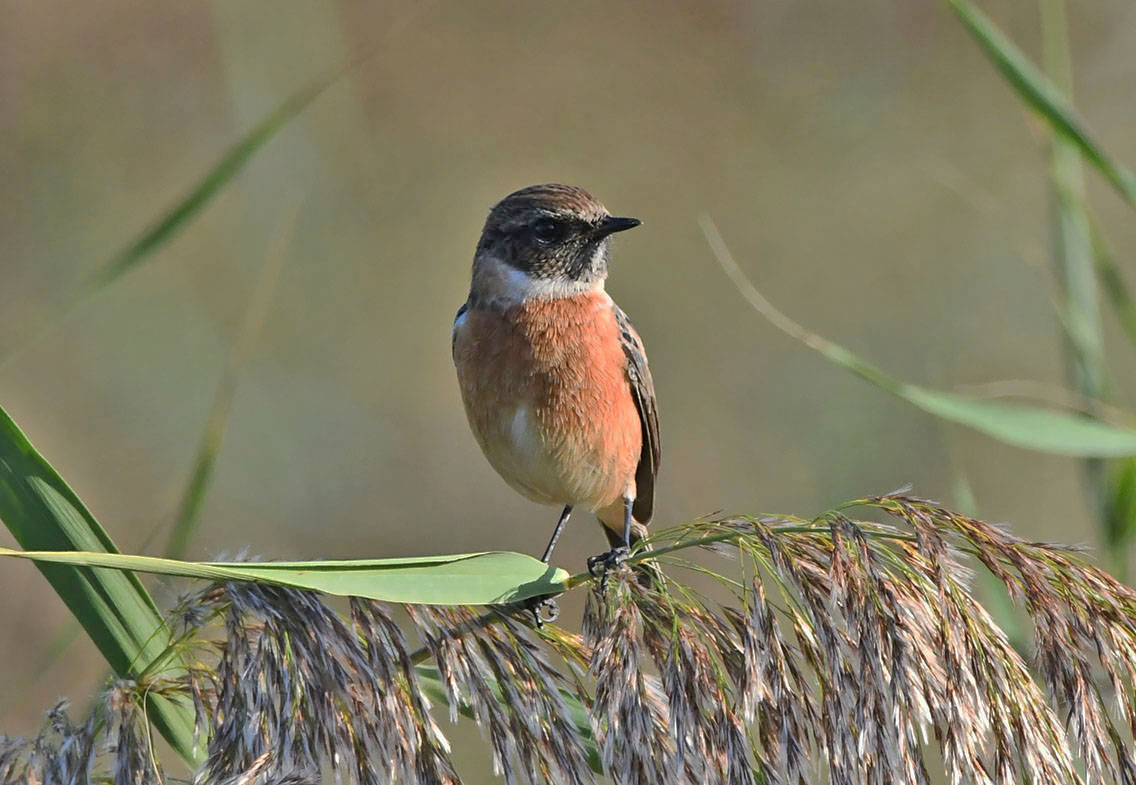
[2,0,1135,754]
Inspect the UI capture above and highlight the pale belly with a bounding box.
[470,401,620,509]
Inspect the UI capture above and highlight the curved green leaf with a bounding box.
[0,405,200,765]
[0,69,339,369]
[0,548,570,606]
[947,0,1136,211]
[702,218,1136,458]
[81,76,334,293]
[900,386,1136,457]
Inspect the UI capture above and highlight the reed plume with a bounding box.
[3,492,1135,784]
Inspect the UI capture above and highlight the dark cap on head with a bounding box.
[476,184,640,283]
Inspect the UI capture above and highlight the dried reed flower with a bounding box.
[208,752,318,785]
[408,605,592,785]
[195,582,458,785]
[879,495,1136,784]
[105,681,164,785]
[5,492,1136,785]
[583,580,675,785]
[0,701,96,785]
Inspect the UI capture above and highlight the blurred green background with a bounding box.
[2,0,1135,747]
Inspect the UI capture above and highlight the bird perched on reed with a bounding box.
[452,184,659,579]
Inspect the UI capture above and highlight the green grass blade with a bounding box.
[946,0,1136,211]
[1094,225,1136,578]
[83,81,330,293]
[0,405,200,764]
[164,432,222,562]
[1091,221,1136,354]
[0,549,570,606]
[1039,0,1111,570]
[0,69,339,370]
[1040,0,1105,406]
[702,217,1136,458]
[1103,457,1136,581]
[166,199,299,560]
[948,471,1025,647]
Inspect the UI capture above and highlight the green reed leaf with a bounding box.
[703,217,1136,458]
[900,386,1136,456]
[0,405,200,765]
[0,548,570,606]
[947,0,1136,210]
[0,69,338,369]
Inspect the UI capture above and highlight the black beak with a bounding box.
[595,216,642,237]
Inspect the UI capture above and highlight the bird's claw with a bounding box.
[587,545,630,591]
[521,597,560,627]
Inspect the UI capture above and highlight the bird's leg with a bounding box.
[587,497,634,591]
[540,505,573,563]
[523,505,573,626]
[620,497,633,552]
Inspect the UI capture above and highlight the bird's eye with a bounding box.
[531,217,565,244]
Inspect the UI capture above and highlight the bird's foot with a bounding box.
[587,545,630,591]
[520,596,560,627]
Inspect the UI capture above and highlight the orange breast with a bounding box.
[453,292,642,514]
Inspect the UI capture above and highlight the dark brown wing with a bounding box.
[613,304,660,523]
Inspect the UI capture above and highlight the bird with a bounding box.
[452,184,660,579]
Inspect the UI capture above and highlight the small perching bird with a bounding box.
[452,184,659,577]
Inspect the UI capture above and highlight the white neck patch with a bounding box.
[471,255,605,308]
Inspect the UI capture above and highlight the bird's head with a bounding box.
[471,184,640,306]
